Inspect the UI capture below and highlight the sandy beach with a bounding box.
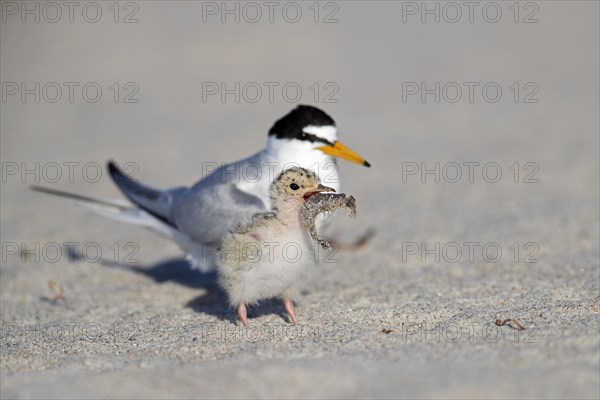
[1,1,599,398]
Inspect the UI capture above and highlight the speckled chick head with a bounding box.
[270,167,333,205]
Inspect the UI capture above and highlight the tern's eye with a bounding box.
[290,183,300,190]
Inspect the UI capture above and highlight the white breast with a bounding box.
[237,137,341,209]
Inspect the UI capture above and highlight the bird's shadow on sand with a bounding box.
[68,247,289,323]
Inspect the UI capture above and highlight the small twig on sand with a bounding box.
[495,318,526,330]
[48,279,70,309]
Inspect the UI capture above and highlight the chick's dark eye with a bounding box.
[290,183,300,190]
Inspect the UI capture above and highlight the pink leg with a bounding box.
[283,297,298,324]
[237,303,248,326]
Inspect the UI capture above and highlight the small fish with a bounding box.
[301,192,357,249]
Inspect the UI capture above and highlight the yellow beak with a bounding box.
[317,141,371,167]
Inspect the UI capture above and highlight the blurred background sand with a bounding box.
[1,1,599,398]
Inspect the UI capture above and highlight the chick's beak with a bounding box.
[303,184,335,200]
[317,140,371,167]
[315,184,335,193]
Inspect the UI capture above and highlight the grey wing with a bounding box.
[108,161,186,226]
[107,158,266,245]
[171,182,267,245]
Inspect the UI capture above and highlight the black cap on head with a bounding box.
[268,105,335,140]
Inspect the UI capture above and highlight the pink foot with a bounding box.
[283,297,298,324]
[237,303,248,326]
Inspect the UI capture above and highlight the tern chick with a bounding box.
[217,167,334,326]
